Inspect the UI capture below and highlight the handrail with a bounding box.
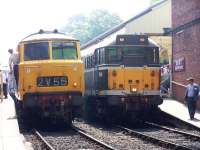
[161,76,169,84]
[171,81,186,88]
[172,81,200,96]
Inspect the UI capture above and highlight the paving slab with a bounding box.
[0,96,26,150]
[159,99,200,128]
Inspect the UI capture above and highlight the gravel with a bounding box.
[73,120,170,150]
[133,126,200,150]
[175,127,200,136]
[24,133,47,150]
[24,130,107,150]
[42,130,106,150]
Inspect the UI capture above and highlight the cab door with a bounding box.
[94,48,108,92]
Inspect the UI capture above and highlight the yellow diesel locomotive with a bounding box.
[82,34,163,121]
[18,30,84,124]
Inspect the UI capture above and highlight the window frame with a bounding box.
[23,41,50,61]
[52,41,78,60]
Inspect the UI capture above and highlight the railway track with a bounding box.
[22,110,200,150]
[24,130,55,150]
[117,121,200,150]
[145,121,200,139]
[34,130,55,150]
[74,120,170,149]
[71,125,116,150]
[25,128,115,150]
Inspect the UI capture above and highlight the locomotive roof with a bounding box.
[21,31,77,42]
[81,37,159,57]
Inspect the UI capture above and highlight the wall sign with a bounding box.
[174,57,185,72]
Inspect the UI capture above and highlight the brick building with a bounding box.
[172,0,200,106]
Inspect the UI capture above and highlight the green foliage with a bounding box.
[61,10,123,44]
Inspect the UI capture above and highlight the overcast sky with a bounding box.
[0,0,151,65]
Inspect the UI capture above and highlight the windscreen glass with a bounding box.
[52,42,77,60]
[24,42,49,61]
[105,46,159,66]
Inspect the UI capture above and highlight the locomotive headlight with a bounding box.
[73,82,77,87]
[121,97,125,102]
[131,88,137,92]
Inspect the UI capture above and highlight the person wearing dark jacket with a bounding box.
[184,77,199,120]
[2,69,8,99]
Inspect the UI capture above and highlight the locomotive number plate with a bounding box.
[37,76,68,87]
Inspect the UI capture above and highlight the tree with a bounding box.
[61,10,123,44]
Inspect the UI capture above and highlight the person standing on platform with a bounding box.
[0,68,3,102]
[7,72,18,118]
[8,72,18,108]
[8,48,20,90]
[184,77,199,120]
[2,69,8,99]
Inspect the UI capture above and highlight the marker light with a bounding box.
[151,71,155,77]
[73,82,77,87]
[112,70,117,77]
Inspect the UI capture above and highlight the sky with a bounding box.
[0,0,151,66]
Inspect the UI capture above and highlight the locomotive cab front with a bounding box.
[83,34,163,121]
[18,30,84,124]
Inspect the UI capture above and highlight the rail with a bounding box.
[117,125,193,150]
[34,129,55,150]
[145,121,200,139]
[71,125,117,150]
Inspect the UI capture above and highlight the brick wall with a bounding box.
[172,0,200,107]
[172,0,200,28]
[173,84,200,108]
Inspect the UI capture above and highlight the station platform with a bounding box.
[159,98,200,128]
[0,96,27,150]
